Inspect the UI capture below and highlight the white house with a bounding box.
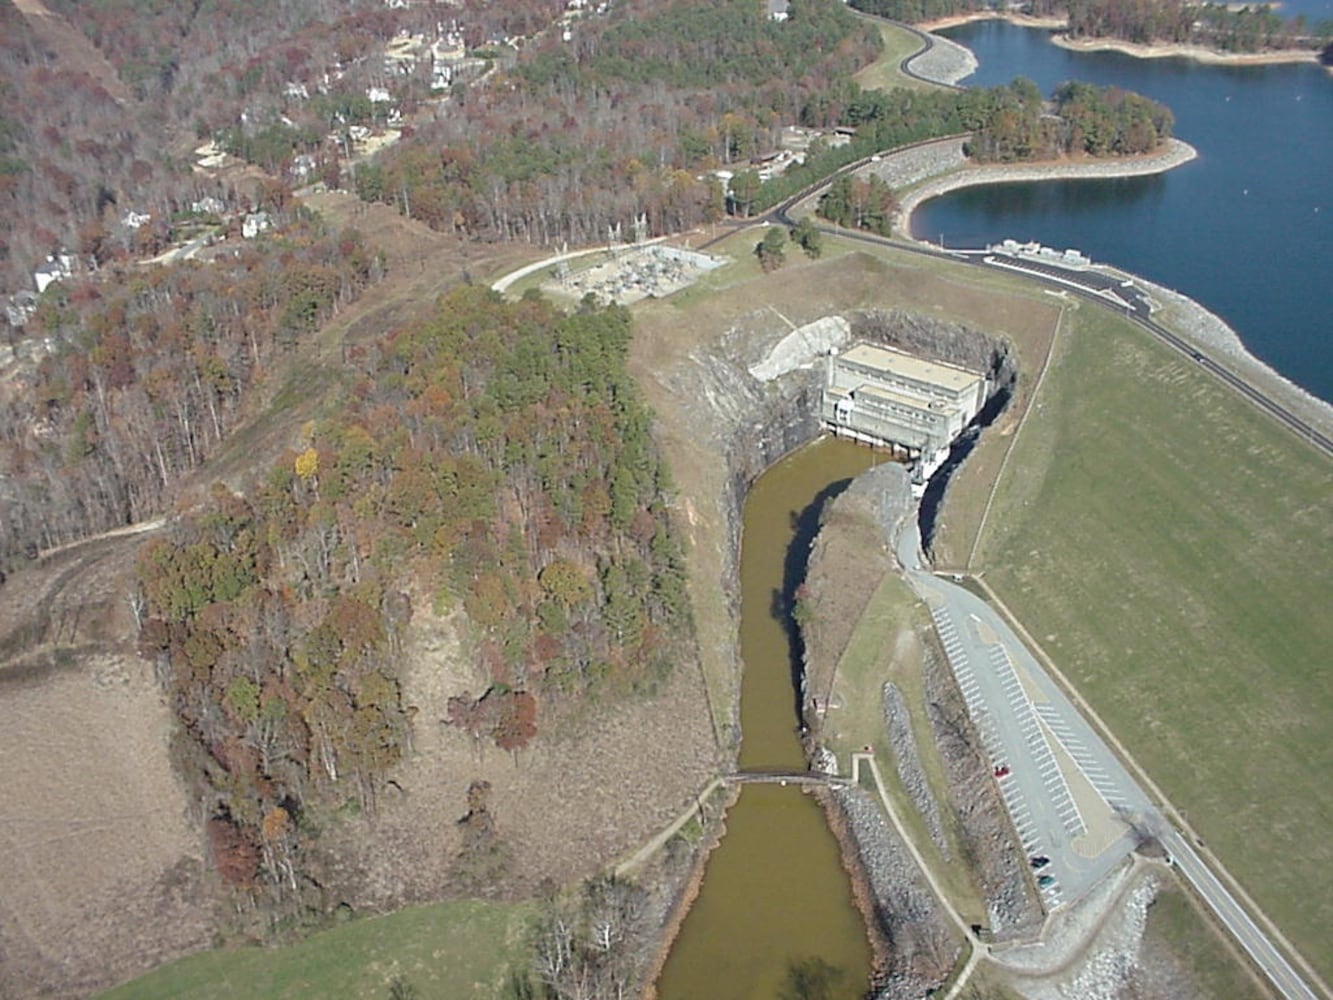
[242,212,271,239]
[33,252,77,294]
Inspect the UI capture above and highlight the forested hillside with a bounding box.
[1065,0,1331,51]
[0,214,381,569]
[133,287,691,909]
[0,0,539,291]
[354,0,880,241]
[814,79,1173,234]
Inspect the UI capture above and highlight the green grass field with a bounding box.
[99,900,535,1000]
[1143,884,1272,1000]
[974,305,1333,983]
[853,18,934,92]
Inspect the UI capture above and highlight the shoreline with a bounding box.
[885,137,1333,436]
[915,11,1320,66]
[1050,33,1320,65]
[894,137,1199,235]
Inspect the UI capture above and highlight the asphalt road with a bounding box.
[1158,828,1320,1000]
[890,499,1323,1000]
[748,66,1332,998]
[893,517,1153,908]
[767,165,1333,459]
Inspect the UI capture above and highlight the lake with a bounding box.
[912,21,1333,402]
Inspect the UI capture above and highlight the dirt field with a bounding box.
[315,602,722,910]
[0,539,211,999]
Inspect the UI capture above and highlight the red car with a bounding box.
[993,764,1011,778]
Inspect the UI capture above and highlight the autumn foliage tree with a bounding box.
[136,287,694,905]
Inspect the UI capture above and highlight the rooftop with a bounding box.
[839,342,983,393]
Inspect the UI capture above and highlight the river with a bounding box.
[655,439,883,1000]
[912,21,1333,403]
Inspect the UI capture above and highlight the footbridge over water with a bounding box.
[725,770,853,788]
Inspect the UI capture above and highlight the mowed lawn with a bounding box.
[975,305,1333,982]
[852,18,934,92]
[99,899,534,1000]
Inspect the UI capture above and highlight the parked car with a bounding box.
[1029,856,1050,870]
[993,764,1011,778]
[1037,874,1056,888]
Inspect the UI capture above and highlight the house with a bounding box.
[33,251,76,294]
[123,209,152,229]
[767,0,789,20]
[191,195,226,216]
[242,211,271,239]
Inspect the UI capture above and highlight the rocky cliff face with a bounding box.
[666,307,1011,624]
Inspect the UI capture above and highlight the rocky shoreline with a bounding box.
[880,135,1333,438]
[892,137,1199,239]
[901,30,977,86]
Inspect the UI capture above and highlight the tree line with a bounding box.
[354,0,879,243]
[815,78,1172,234]
[1065,0,1332,52]
[133,286,694,908]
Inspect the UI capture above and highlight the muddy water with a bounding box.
[655,438,883,1000]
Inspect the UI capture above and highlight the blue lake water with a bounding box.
[913,22,1333,402]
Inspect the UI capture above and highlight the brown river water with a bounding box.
[655,438,885,1000]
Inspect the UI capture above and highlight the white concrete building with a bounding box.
[821,342,987,461]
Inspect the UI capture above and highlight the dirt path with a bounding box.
[849,751,985,996]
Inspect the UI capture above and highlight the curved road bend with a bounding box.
[773,201,1333,457]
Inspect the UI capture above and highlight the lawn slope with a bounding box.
[975,304,1333,983]
[98,899,534,1000]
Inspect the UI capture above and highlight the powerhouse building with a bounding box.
[820,343,987,464]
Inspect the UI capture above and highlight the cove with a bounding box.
[912,20,1333,403]
[655,438,883,1000]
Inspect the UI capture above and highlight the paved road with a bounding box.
[1158,826,1320,1000]
[893,515,1153,909]
[769,166,1333,458]
[888,493,1323,999]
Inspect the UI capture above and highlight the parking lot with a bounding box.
[916,575,1153,909]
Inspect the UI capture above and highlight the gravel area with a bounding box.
[832,786,961,1000]
[882,682,950,860]
[903,32,978,86]
[994,865,1167,1000]
[747,314,850,382]
[864,138,968,190]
